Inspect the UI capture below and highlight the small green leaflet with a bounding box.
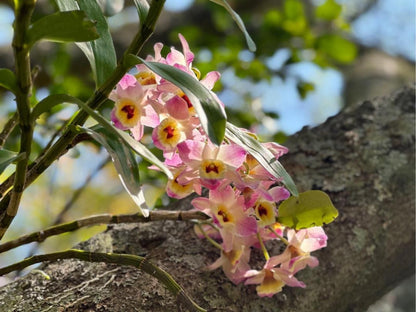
[209,0,256,52]
[26,11,99,47]
[0,69,18,94]
[55,0,117,86]
[0,150,24,175]
[76,125,149,217]
[225,122,298,196]
[277,190,338,229]
[127,55,227,146]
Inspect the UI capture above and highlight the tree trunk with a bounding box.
[0,85,414,312]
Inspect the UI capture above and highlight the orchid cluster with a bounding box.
[109,34,328,297]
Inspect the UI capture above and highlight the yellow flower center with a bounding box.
[156,118,182,149]
[217,205,233,224]
[135,71,156,85]
[167,171,194,198]
[256,269,284,296]
[255,201,276,227]
[115,98,141,128]
[199,159,226,180]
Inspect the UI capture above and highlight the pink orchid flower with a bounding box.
[177,140,247,190]
[110,74,159,140]
[244,256,306,297]
[191,185,257,252]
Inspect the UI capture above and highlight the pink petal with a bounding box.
[166,96,189,120]
[218,143,247,168]
[200,71,220,90]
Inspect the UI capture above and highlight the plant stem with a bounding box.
[267,225,290,245]
[256,232,270,261]
[1,0,36,239]
[0,210,209,254]
[0,0,166,239]
[0,249,207,312]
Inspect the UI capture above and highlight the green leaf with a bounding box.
[0,68,18,94]
[31,93,75,122]
[55,0,117,86]
[0,149,24,175]
[277,190,338,229]
[209,0,256,52]
[133,0,149,23]
[315,0,342,21]
[76,125,149,216]
[225,122,298,196]
[317,34,357,64]
[27,11,99,47]
[130,56,227,146]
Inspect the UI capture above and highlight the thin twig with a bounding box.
[0,113,18,149]
[0,249,207,312]
[0,210,209,253]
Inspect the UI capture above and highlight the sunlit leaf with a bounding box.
[317,34,357,64]
[315,0,342,21]
[55,0,117,86]
[277,190,338,229]
[76,125,149,217]
[0,149,24,175]
[0,68,18,94]
[127,55,227,146]
[225,122,298,196]
[209,0,256,52]
[26,11,99,47]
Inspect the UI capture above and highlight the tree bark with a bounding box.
[0,85,414,312]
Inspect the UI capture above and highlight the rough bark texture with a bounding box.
[0,85,414,312]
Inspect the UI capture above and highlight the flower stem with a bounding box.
[256,232,270,261]
[267,226,290,245]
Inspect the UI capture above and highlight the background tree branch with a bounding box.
[0,85,414,312]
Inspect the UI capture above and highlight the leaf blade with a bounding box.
[27,11,99,47]
[0,68,18,94]
[225,122,298,196]
[210,0,256,52]
[76,125,149,216]
[277,190,338,229]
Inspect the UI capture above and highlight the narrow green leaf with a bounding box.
[277,190,338,229]
[133,0,149,23]
[210,0,256,52]
[0,69,18,94]
[27,11,99,47]
[76,125,149,217]
[0,150,24,175]
[55,0,117,86]
[225,122,298,196]
[31,93,77,122]
[130,56,227,145]
[77,0,117,86]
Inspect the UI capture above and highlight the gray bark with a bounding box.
[0,85,414,312]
